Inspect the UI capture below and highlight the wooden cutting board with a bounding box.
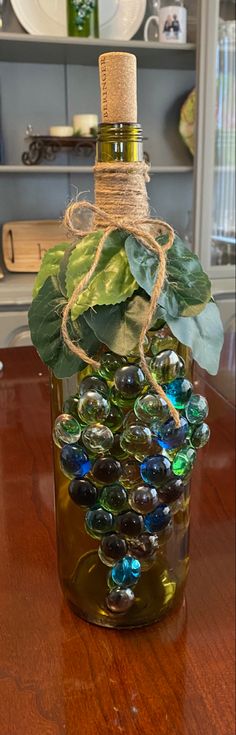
[2,220,67,272]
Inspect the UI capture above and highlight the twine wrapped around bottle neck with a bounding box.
[62,160,180,427]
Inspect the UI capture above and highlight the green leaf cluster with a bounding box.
[29,226,223,378]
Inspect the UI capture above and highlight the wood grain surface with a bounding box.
[0,347,234,735]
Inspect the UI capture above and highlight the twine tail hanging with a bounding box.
[62,162,180,427]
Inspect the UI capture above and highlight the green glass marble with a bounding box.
[190,422,210,449]
[114,364,146,398]
[129,485,159,514]
[98,353,126,381]
[82,423,114,454]
[78,374,108,397]
[85,506,114,539]
[106,403,124,433]
[150,330,179,356]
[63,394,79,419]
[150,350,184,384]
[163,378,193,410]
[53,413,81,447]
[77,390,110,424]
[120,424,152,457]
[172,447,196,477]
[185,394,209,425]
[120,458,141,489]
[134,393,169,425]
[100,483,127,514]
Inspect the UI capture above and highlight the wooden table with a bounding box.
[0,347,234,735]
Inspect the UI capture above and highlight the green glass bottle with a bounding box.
[51,52,194,628]
[67,0,99,38]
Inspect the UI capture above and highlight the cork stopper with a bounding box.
[99,52,137,124]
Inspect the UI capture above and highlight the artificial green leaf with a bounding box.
[58,242,77,297]
[164,301,224,375]
[32,242,70,298]
[28,276,100,378]
[125,234,211,318]
[66,229,138,320]
[83,292,163,356]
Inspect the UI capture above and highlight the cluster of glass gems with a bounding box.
[71,0,96,30]
[53,332,210,615]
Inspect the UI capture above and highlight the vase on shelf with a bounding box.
[67,0,99,38]
[29,52,223,629]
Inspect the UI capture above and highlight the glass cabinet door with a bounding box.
[194,0,235,289]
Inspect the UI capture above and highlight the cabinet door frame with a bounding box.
[193,0,235,288]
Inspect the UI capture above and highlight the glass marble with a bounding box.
[151,330,179,356]
[190,422,210,449]
[134,393,169,425]
[116,510,144,538]
[123,410,144,428]
[127,533,159,565]
[144,503,171,533]
[82,423,114,454]
[111,434,128,460]
[78,374,108,397]
[140,455,172,488]
[53,413,81,447]
[120,424,152,457]
[186,394,209,424]
[152,417,189,450]
[99,533,127,565]
[150,350,184,384]
[120,458,141,489]
[110,386,135,409]
[158,477,185,504]
[98,353,126,381]
[114,364,146,398]
[129,485,159,514]
[106,403,124,433]
[106,587,134,613]
[60,444,92,479]
[100,483,127,514]
[172,447,196,476]
[68,478,99,507]
[110,555,141,587]
[77,390,110,424]
[63,394,79,419]
[127,334,150,361]
[92,457,122,485]
[85,506,114,539]
[163,378,193,410]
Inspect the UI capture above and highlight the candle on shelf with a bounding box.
[73,114,98,136]
[49,126,74,137]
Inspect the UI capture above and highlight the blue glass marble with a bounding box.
[144,503,171,533]
[163,378,193,410]
[85,507,114,539]
[140,455,172,488]
[60,444,92,479]
[152,417,189,450]
[110,555,141,587]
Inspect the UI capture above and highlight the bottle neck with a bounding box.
[96,122,144,163]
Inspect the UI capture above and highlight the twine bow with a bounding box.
[62,200,180,427]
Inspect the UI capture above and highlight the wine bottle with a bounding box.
[50,52,197,628]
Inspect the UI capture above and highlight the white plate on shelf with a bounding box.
[10,0,146,39]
